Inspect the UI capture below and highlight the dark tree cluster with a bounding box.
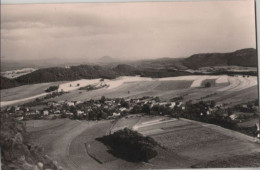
[96,128,158,162]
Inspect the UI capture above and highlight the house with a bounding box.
[66,112,74,116]
[54,110,61,114]
[229,114,238,120]
[76,110,84,116]
[119,108,127,112]
[169,102,176,109]
[67,101,75,106]
[177,102,183,107]
[15,116,24,121]
[43,110,49,116]
[159,102,167,106]
[15,106,20,112]
[112,112,121,117]
[75,101,83,105]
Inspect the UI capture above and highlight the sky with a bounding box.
[1,0,256,62]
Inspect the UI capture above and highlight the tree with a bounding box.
[210,100,216,108]
[142,104,150,114]
[100,96,106,103]
[205,82,211,88]
[120,99,129,108]
[131,105,141,114]
[154,97,160,102]
[45,85,59,92]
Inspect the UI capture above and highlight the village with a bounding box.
[2,92,258,132]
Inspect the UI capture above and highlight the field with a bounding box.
[26,119,149,170]
[1,75,257,108]
[49,75,257,107]
[1,81,64,101]
[1,67,37,79]
[25,116,260,169]
[111,116,260,167]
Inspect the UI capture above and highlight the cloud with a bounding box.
[1,1,256,61]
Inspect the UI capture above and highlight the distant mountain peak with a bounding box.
[96,56,121,63]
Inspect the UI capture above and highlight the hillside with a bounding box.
[0,48,257,89]
[183,48,257,69]
[0,113,60,170]
[0,76,20,89]
[15,65,119,84]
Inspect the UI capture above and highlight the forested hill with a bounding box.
[0,48,256,89]
[0,64,192,89]
[182,48,257,69]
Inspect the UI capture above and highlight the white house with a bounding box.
[119,108,127,112]
[67,101,75,106]
[169,102,176,109]
[112,112,121,117]
[43,110,49,116]
[76,110,84,116]
[66,112,73,116]
[229,114,238,120]
[15,116,24,121]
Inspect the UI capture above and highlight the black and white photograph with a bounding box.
[1,0,260,169]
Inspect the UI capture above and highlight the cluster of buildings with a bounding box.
[2,95,257,124]
[2,96,186,121]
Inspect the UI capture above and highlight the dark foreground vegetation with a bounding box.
[96,128,158,162]
[0,113,61,170]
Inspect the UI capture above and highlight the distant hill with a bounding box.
[1,48,257,89]
[183,48,257,69]
[0,76,20,89]
[113,64,139,75]
[14,65,119,85]
[95,56,123,64]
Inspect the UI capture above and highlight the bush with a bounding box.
[204,82,211,88]
[45,85,59,92]
[0,113,59,170]
[96,128,158,162]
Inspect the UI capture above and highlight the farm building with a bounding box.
[43,110,49,116]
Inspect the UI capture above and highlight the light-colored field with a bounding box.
[48,75,257,107]
[1,82,62,101]
[1,75,257,108]
[1,68,37,79]
[1,81,66,107]
[58,79,101,92]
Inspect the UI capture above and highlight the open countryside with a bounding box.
[1,73,260,169]
[1,1,259,169]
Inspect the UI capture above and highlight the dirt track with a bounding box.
[28,119,109,170]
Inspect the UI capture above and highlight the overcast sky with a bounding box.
[1,0,256,61]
